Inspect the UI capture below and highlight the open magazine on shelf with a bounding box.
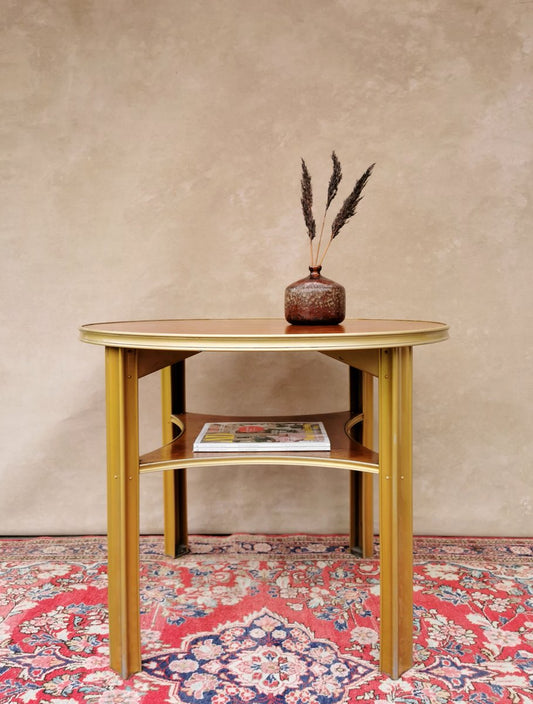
[193,421,330,452]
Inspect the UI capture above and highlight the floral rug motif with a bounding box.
[0,535,532,703]
[144,608,373,703]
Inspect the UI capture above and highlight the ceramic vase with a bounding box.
[284,266,345,325]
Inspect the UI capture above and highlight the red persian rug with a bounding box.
[0,535,532,703]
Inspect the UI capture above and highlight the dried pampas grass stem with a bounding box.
[300,159,316,265]
[314,151,342,266]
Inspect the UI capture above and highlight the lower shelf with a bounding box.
[139,411,379,474]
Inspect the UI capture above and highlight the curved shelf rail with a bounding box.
[139,411,379,474]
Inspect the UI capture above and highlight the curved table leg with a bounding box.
[378,346,413,679]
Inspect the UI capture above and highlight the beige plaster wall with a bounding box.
[1,0,532,536]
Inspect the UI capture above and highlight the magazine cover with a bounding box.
[193,421,330,452]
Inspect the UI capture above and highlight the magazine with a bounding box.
[193,421,330,452]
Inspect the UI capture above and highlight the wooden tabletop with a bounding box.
[80,318,449,351]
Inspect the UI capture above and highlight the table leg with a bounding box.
[105,347,141,678]
[349,368,374,557]
[378,346,413,679]
[161,363,189,558]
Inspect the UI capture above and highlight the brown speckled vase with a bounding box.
[284,266,346,325]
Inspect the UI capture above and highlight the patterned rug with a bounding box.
[0,535,532,703]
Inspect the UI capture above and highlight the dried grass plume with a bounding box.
[300,152,375,268]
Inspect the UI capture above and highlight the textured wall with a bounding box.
[1,0,532,536]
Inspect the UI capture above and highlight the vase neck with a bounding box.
[309,265,322,279]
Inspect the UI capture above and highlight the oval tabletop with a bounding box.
[79,318,449,351]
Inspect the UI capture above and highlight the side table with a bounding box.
[79,318,448,679]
